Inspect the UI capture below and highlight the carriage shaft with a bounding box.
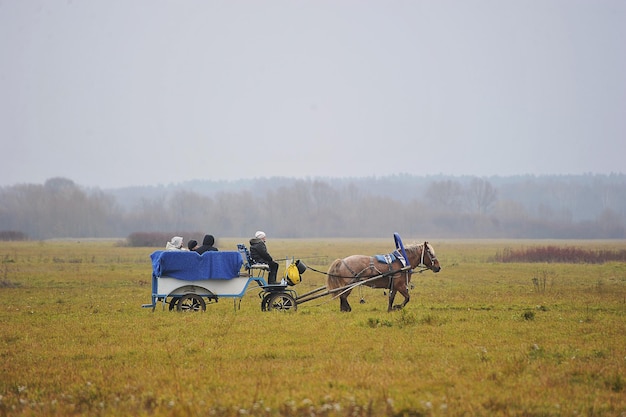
[296,285,328,299]
[296,290,331,304]
[296,266,412,305]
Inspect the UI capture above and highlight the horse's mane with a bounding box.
[404,242,436,256]
[404,242,421,251]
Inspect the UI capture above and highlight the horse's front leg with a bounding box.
[390,285,410,311]
[398,291,410,310]
[387,289,397,312]
[395,286,411,310]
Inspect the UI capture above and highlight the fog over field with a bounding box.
[1,174,625,239]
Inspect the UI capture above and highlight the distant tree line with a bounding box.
[1,175,625,240]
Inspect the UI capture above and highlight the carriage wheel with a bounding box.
[266,293,297,311]
[177,294,206,312]
[168,297,178,311]
[261,293,272,311]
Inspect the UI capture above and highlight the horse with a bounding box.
[326,242,441,312]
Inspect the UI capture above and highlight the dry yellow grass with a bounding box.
[1,238,625,416]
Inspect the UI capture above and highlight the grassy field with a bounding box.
[1,238,625,417]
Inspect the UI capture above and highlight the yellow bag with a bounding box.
[286,263,301,286]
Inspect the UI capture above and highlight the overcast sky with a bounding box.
[1,1,624,189]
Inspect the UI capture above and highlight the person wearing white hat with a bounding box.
[249,230,279,284]
[165,236,185,251]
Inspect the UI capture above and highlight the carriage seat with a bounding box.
[237,244,270,274]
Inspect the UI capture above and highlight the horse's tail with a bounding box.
[326,258,344,290]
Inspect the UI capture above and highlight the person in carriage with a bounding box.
[165,236,186,251]
[195,234,218,254]
[249,231,279,285]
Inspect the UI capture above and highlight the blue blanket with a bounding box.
[374,250,406,266]
[150,251,243,280]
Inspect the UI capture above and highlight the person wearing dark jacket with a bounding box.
[195,234,218,254]
[249,230,279,284]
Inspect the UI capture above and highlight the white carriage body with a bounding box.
[154,275,260,298]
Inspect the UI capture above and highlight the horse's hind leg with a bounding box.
[340,294,352,312]
[339,290,352,312]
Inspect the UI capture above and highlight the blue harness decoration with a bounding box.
[393,232,409,268]
[373,233,409,268]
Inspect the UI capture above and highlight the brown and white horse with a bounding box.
[326,242,440,312]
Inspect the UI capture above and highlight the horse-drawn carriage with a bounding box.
[142,234,440,312]
[142,244,305,311]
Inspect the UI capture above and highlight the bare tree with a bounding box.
[425,180,463,212]
[466,178,497,215]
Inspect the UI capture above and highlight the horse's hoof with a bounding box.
[392,305,403,310]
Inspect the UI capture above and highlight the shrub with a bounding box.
[495,246,626,263]
[0,230,28,241]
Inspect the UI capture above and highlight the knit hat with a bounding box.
[202,234,215,246]
[255,231,266,239]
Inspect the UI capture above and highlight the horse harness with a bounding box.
[340,253,410,291]
[340,242,436,290]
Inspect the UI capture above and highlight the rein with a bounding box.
[317,261,408,281]
[339,257,411,293]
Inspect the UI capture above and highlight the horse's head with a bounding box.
[423,242,441,273]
